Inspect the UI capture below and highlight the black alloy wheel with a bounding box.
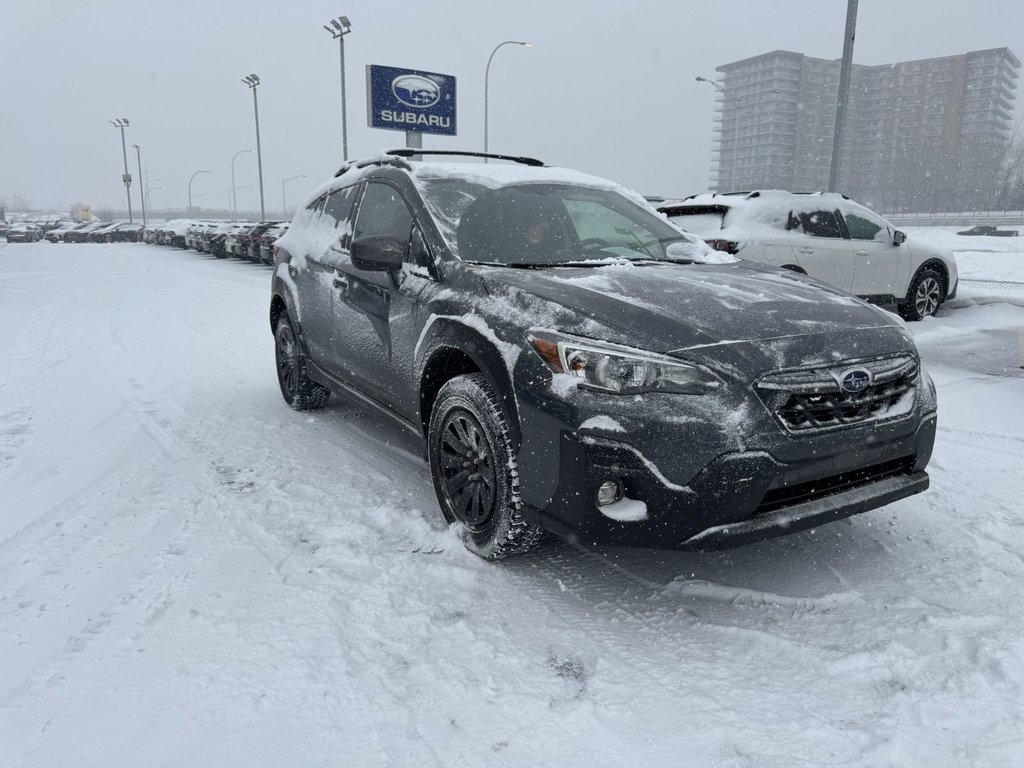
[438,408,498,531]
[427,373,544,559]
[274,315,329,410]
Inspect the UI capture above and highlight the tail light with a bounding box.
[705,239,740,254]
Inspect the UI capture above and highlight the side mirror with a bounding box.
[351,235,404,271]
[893,230,906,246]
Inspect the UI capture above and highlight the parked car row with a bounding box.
[143,219,289,264]
[40,221,145,243]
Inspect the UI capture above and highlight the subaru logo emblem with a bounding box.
[392,75,441,108]
[840,368,871,394]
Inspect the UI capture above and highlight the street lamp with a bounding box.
[322,16,352,161]
[242,74,266,221]
[109,118,133,222]
[188,170,211,214]
[231,148,253,216]
[132,144,147,226]
[484,41,532,159]
[282,174,307,215]
[145,185,162,213]
[697,76,779,191]
[695,76,734,191]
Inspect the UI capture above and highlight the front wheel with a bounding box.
[427,373,543,560]
[274,315,329,410]
[899,267,944,321]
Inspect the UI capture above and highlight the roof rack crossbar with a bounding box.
[384,148,545,167]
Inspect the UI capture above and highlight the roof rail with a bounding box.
[384,148,545,167]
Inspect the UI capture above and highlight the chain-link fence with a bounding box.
[958,278,1024,289]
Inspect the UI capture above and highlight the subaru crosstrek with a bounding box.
[270,150,936,559]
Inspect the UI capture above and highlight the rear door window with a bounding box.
[798,210,844,239]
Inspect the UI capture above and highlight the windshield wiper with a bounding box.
[632,256,695,266]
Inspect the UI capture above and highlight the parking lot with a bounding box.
[1,237,1022,766]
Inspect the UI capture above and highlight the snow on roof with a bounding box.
[295,153,659,216]
[662,189,894,238]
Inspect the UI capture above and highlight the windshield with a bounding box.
[419,179,701,266]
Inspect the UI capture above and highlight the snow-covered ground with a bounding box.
[0,237,1022,767]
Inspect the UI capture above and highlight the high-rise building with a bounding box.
[708,48,1019,212]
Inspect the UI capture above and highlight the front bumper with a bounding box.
[526,414,935,550]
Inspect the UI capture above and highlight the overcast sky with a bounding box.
[2,0,1021,215]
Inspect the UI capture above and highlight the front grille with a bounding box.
[757,354,918,433]
[755,456,916,515]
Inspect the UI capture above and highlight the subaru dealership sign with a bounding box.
[366,64,457,136]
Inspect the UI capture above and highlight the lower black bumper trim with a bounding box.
[679,471,929,551]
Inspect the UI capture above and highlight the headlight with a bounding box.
[528,332,721,395]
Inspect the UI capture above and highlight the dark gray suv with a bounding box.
[270,150,936,560]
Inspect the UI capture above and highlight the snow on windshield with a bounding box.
[407,162,731,266]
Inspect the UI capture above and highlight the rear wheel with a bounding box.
[899,267,944,321]
[427,373,543,560]
[274,315,329,410]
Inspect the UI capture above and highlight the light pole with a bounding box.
[242,74,266,222]
[829,0,859,192]
[145,185,162,213]
[697,76,780,192]
[484,41,532,159]
[188,170,211,214]
[233,186,248,213]
[282,175,307,215]
[695,77,735,191]
[109,118,133,222]
[231,148,253,216]
[322,16,352,161]
[132,144,147,226]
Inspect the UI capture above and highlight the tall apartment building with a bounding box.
[708,48,1019,212]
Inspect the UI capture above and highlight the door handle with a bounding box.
[333,275,349,290]
[855,250,870,256]
[797,247,814,254]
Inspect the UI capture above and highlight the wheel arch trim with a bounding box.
[415,314,523,450]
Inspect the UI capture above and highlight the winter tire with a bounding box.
[428,373,544,560]
[274,314,329,410]
[899,267,944,321]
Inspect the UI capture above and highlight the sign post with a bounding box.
[366,64,457,154]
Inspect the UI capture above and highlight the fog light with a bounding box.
[597,479,623,506]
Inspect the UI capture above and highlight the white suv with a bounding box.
[659,191,958,320]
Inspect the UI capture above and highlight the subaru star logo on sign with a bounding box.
[840,368,871,394]
[366,64,457,136]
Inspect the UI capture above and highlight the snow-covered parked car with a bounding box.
[5,222,42,242]
[270,149,938,560]
[658,191,959,321]
[153,219,196,247]
[63,220,109,243]
[44,221,92,243]
[258,222,289,264]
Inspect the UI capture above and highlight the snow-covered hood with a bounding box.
[470,261,913,370]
